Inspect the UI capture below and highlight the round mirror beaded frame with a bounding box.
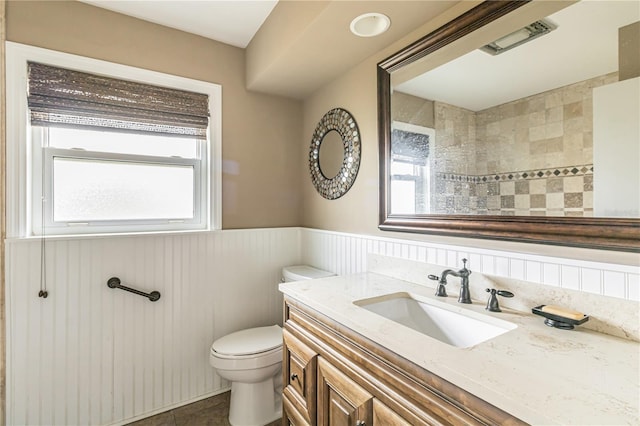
[309,108,361,200]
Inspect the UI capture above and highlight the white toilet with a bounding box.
[209,265,334,426]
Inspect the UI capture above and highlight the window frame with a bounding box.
[6,42,222,237]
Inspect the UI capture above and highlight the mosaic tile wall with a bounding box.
[432,102,477,175]
[435,165,594,216]
[432,73,616,216]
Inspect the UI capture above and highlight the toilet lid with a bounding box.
[282,265,334,281]
[212,325,282,356]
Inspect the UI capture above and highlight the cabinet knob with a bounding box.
[356,421,366,426]
[290,373,298,381]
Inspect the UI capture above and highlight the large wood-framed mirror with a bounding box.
[378,0,640,252]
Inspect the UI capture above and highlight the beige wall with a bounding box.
[6,0,303,230]
[619,21,640,81]
[301,2,479,235]
[391,92,434,128]
[301,2,638,265]
[1,1,6,423]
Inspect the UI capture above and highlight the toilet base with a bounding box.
[228,378,282,426]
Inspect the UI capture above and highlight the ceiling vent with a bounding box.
[480,18,557,55]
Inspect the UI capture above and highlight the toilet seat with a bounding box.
[211,345,282,361]
[210,345,282,371]
[212,324,282,356]
[210,325,283,371]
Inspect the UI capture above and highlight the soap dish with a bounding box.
[532,305,589,330]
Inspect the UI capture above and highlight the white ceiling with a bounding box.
[78,0,462,99]
[74,1,639,104]
[80,0,279,48]
[395,0,640,111]
[244,1,458,99]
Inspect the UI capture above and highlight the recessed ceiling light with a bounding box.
[350,13,391,37]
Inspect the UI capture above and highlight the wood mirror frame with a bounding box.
[377,0,639,252]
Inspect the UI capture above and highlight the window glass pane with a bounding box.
[53,157,194,222]
[391,180,416,214]
[390,160,416,175]
[47,127,198,158]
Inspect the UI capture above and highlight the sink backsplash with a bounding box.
[368,253,640,342]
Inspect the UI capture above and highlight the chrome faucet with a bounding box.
[428,259,472,304]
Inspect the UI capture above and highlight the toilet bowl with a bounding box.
[210,325,283,426]
[209,265,333,426]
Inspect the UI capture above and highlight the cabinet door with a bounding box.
[284,393,312,426]
[318,357,373,426]
[374,399,445,426]
[373,400,413,426]
[283,328,318,425]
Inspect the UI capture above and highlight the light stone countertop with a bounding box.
[279,273,640,426]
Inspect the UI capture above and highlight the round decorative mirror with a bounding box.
[309,108,361,200]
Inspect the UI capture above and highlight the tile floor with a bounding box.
[126,391,282,426]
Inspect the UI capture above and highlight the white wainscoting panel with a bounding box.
[6,226,638,425]
[5,228,300,426]
[300,228,640,301]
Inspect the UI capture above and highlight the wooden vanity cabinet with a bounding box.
[282,297,526,426]
[372,400,413,425]
[317,357,373,426]
[283,328,318,425]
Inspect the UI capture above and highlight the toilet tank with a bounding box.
[282,265,334,282]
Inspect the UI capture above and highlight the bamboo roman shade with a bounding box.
[27,62,209,137]
[391,128,430,166]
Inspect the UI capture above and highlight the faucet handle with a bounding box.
[428,274,447,297]
[460,258,471,276]
[485,288,514,312]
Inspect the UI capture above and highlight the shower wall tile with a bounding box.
[432,73,614,216]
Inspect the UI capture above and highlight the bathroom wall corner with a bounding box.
[1,0,7,422]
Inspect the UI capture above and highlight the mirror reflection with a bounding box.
[319,130,345,179]
[390,1,639,218]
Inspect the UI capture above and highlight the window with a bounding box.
[6,43,222,237]
[390,122,433,215]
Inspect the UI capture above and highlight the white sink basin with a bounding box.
[354,292,516,348]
